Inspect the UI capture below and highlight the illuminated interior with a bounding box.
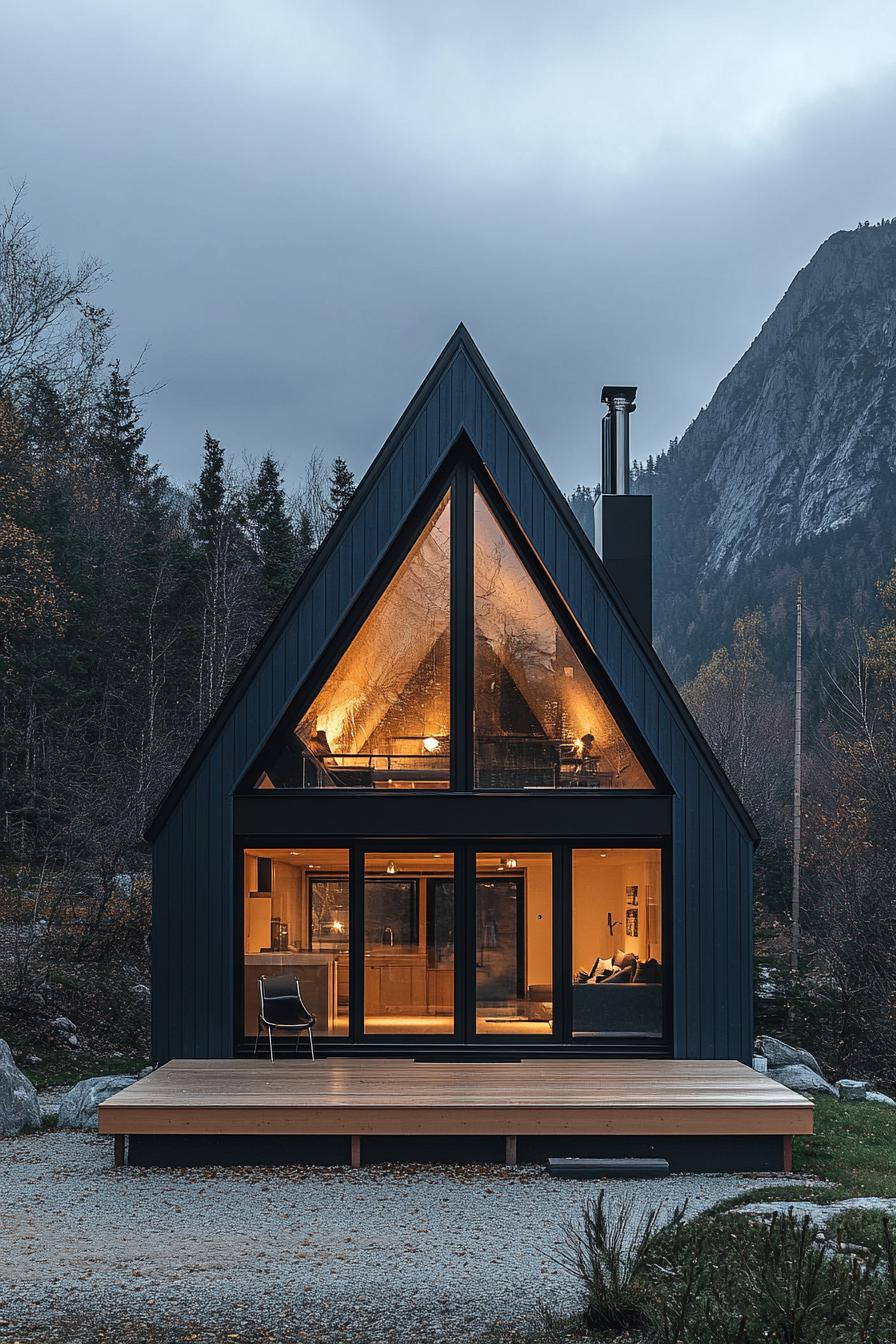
[473,487,652,790]
[256,492,452,789]
[363,853,454,1035]
[571,847,663,1037]
[475,852,552,1035]
[243,848,350,1038]
[242,845,663,1042]
[253,478,653,793]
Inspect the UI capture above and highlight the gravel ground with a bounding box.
[0,1130,798,1343]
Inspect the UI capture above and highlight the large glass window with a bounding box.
[475,852,552,1035]
[256,493,451,789]
[571,847,662,1038]
[252,478,654,793]
[363,853,455,1035]
[473,487,652,790]
[242,848,349,1038]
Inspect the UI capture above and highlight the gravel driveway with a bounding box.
[0,1131,795,1343]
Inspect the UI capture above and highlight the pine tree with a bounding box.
[187,431,249,725]
[327,455,355,521]
[247,454,296,613]
[295,505,316,573]
[91,362,146,484]
[189,432,227,549]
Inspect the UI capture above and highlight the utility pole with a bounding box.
[791,579,803,974]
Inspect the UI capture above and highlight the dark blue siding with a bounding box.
[151,332,754,1064]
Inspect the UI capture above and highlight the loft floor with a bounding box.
[99,1058,813,1171]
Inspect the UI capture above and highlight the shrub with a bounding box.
[555,1190,686,1332]
[555,1199,896,1342]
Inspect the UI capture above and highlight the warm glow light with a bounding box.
[505,857,518,869]
[573,738,583,752]
[422,736,440,753]
[386,860,396,875]
[332,919,344,933]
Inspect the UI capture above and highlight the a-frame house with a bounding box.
[145,325,761,1072]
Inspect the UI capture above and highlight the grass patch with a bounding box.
[828,1206,896,1252]
[25,1051,148,1090]
[793,1094,896,1196]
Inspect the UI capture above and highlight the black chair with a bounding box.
[254,974,316,1063]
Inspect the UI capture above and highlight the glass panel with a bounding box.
[242,848,349,1038]
[475,852,552,1035]
[364,853,454,1034]
[256,493,451,789]
[473,487,652,790]
[571,847,663,1038]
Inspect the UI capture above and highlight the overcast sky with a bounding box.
[4,0,896,493]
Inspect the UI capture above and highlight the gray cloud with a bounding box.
[3,0,896,492]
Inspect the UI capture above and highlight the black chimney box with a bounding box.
[594,385,653,642]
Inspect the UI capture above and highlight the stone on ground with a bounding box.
[867,1090,896,1105]
[733,1196,896,1225]
[0,1039,41,1135]
[50,1015,79,1047]
[756,1035,824,1076]
[768,1063,837,1096]
[57,1075,138,1129]
[837,1078,868,1101]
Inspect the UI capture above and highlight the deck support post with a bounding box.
[505,1135,517,1167]
[114,1134,125,1167]
[350,1135,361,1169]
[783,1136,792,1174]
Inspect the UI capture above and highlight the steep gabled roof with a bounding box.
[146,324,758,843]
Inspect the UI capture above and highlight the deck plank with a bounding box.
[98,1059,813,1138]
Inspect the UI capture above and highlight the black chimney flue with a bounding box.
[600,385,637,494]
[594,385,653,642]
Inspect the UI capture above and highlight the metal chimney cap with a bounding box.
[601,385,637,410]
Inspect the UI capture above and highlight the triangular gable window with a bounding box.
[256,491,451,789]
[252,474,653,791]
[472,486,652,790]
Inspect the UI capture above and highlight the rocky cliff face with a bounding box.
[569,221,896,679]
[680,221,896,575]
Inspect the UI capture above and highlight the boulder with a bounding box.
[837,1079,868,1102]
[57,1074,137,1129]
[866,1090,896,1106]
[756,1035,824,1076]
[50,1015,79,1047]
[768,1063,837,1096]
[0,1039,41,1135]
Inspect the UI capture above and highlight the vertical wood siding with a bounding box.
[152,342,753,1064]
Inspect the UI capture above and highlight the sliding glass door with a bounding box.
[240,843,664,1046]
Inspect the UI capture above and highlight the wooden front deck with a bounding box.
[99,1059,813,1170]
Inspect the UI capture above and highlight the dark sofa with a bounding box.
[571,981,663,1036]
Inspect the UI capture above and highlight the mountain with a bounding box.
[570,220,896,681]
